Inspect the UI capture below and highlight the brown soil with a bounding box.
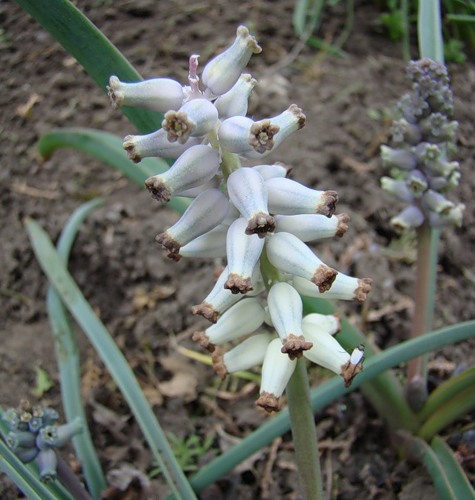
[1,0,474,498]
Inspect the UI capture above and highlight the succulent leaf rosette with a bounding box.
[381,58,464,230]
[3,401,82,482]
[109,26,372,412]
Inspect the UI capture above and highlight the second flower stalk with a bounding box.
[108,25,372,411]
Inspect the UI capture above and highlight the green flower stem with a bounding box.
[302,297,417,431]
[418,385,475,442]
[48,199,107,498]
[190,320,475,493]
[418,366,475,423]
[406,223,440,411]
[286,359,323,500]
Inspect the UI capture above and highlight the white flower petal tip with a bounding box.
[145,145,220,204]
[257,338,297,413]
[342,344,365,387]
[266,177,339,217]
[123,129,201,163]
[202,25,261,96]
[227,168,275,238]
[162,99,218,144]
[107,75,184,112]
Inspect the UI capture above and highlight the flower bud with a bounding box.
[390,205,425,231]
[214,73,256,118]
[36,448,58,482]
[267,282,312,359]
[192,298,265,351]
[123,128,202,163]
[162,98,219,144]
[202,25,262,96]
[275,213,349,241]
[145,145,220,204]
[302,324,364,387]
[380,145,418,170]
[381,177,414,203]
[108,76,184,112]
[266,177,338,217]
[227,167,275,237]
[218,116,280,155]
[406,169,428,196]
[242,105,306,160]
[180,225,227,259]
[422,189,455,215]
[292,273,372,303]
[256,338,297,412]
[6,431,36,451]
[213,332,274,379]
[266,232,338,293]
[429,203,464,227]
[36,418,82,450]
[302,313,340,336]
[225,218,265,293]
[253,162,289,180]
[390,118,422,145]
[192,265,263,323]
[156,189,230,260]
[14,447,39,463]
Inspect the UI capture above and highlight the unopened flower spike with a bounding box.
[381,58,463,230]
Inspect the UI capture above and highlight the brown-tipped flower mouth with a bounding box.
[249,120,280,153]
[281,335,313,360]
[256,392,280,413]
[245,213,275,238]
[224,274,253,294]
[312,265,338,293]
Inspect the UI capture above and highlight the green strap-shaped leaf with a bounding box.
[36,128,190,214]
[418,0,445,62]
[15,0,162,134]
[25,218,197,500]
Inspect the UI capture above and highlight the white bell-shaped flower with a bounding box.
[214,73,256,118]
[274,213,350,242]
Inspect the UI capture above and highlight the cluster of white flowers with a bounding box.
[109,26,372,412]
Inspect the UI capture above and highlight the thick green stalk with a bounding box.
[406,222,440,411]
[286,359,323,500]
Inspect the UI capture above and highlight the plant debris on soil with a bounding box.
[1,0,474,498]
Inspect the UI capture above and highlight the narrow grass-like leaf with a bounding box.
[36,128,189,214]
[189,320,475,492]
[418,366,475,423]
[418,385,475,441]
[431,436,475,499]
[15,0,162,133]
[418,0,444,62]
[47,198,107,498]
[25,219,197,500]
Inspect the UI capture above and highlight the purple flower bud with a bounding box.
[292,273,372,303]
[429,203,464,227]
[6,430,36,451]
[145,145,220,204]
[256,338,296,412]
[266,177,338,217]
[275,213,350,241]
[406,169,428,197]
[36,418,82,450]
[162,98,219,144]
[192,298,265,351]
[14,447,39,463]
[214,73,256,118]
[422,189,456,215]
[390,205,425,231]
[156,189,230,260]
[108,76,184,112]
[266,232,338,293]
[202,26,261,96]
[225,218,265,293]
[390,118,422,145]
[123,128,202,163]
[267,282,312,360]
[227,167,275,237]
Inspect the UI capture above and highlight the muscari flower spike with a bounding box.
[380,58,464,230]
[3,401,82,482]
[109,25,373,412]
